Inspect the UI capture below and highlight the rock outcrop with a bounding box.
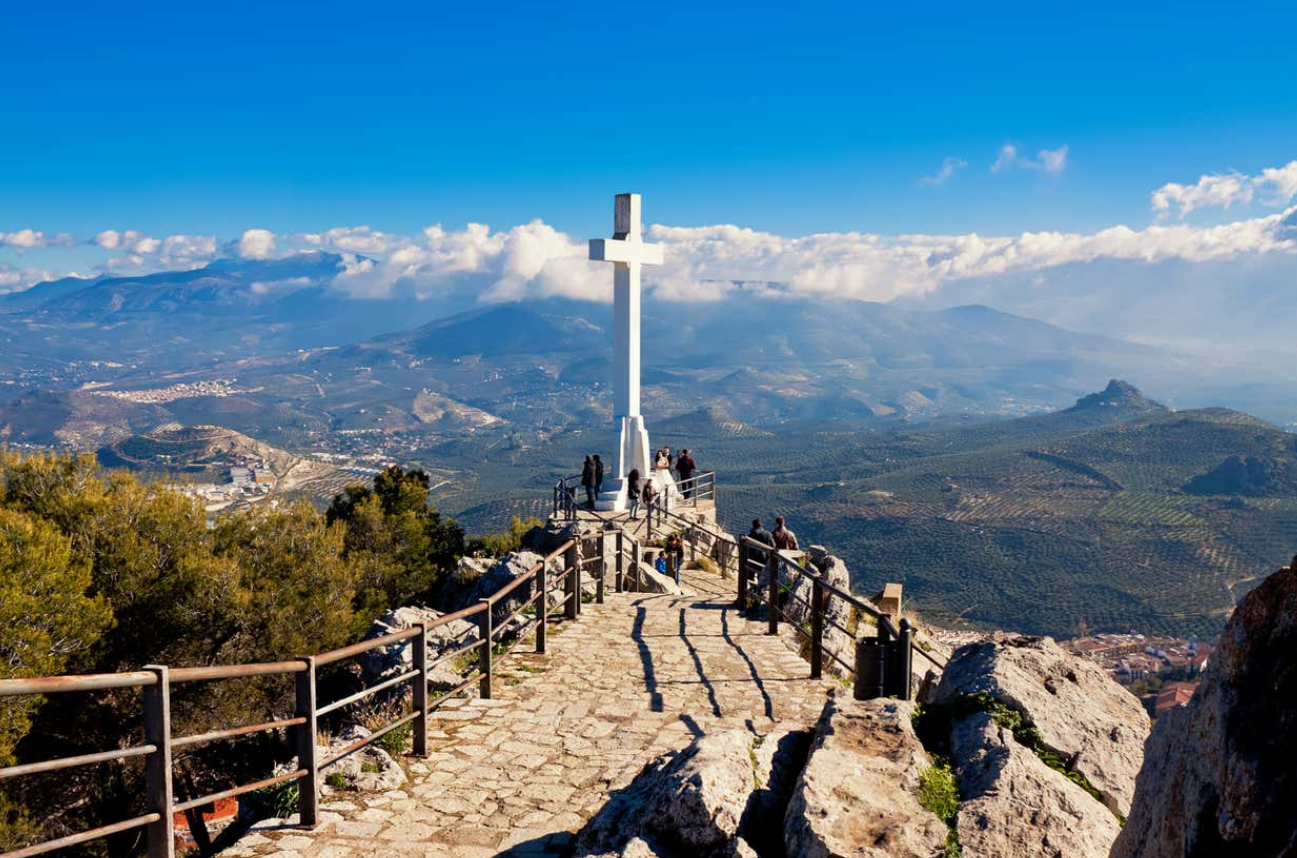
[952,713,1119,858]
[574,730,760,858]
[1112,562,1297,858]
[935,635,1149,815]
[784,697,947,858]
[360,605,476,689]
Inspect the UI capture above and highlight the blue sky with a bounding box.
[3,0,1297,243]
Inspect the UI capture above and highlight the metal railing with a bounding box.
[553,470,716,522]
[0,540,588,858]
[735,536,946,698]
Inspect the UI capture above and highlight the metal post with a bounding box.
[478,599,493,699]
[615,530,625,593]
[564,544,578,620]
[142,665,174,858]
[597,530,607,604]
[411,623,428,758]
[810,580,824,680]
[766,554,779,635]
[737,541,749,608]
[895,619,914,701]
[854,638,886,700]
[294,656,318,827]
[536,560,548,653]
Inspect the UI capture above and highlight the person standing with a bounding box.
[771,516,799,551]
[642,478,659,521]
[676,449,697,498]
[747,518,773,566]
[593,454,605,501]
[580,455,596,508]
[627,468,643,520]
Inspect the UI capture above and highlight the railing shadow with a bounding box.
[631,605,663,712]
[720,605,774,720]
[679,608,722,718]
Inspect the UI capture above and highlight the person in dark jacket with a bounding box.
[771,516,799,551]
[580,455,596,508]
[593,455,605,501]
[747,518,773,568]
[676,449,697,498]
[627,468,643,519]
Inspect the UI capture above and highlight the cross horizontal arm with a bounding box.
[589,238,664,266]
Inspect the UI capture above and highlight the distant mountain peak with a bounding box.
[1069,379,1164,414]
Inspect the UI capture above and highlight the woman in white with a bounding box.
[651,448,679,499]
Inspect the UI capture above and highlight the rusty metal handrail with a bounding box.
[0,744,157,780]
[0,515,585,858]
[172,717,307,750]
[0,671,157,696]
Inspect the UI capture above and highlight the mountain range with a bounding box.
[2,252,1295,454]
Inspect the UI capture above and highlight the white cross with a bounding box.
[588,193,662,424]
[588,193,663,494]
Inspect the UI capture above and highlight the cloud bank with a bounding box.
[3,159,1296,304]
[1151,160,1297,218]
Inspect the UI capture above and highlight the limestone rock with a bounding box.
[277,725,405,794]
[951,712,1119,858]
[936,635,1149,815]
[784,696,948,858]
[574,730,757,858]
[626,561,684,595]
[785,553,857,678]
[1112,563,1297,858]
[360,606,475,690]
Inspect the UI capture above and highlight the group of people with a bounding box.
[745,516,800,564]
[583,446,700,519]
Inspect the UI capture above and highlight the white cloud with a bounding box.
[921,157,968,186]
[293,225,398,255]
[1151,160,1297,218]
[1,229,73,249]
[990,142,1069,175]
[238,229,276,260]
[0,263,78,294]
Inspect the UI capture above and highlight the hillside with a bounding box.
[437,382,1296,640]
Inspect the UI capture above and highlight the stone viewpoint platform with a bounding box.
[235,567,835,858]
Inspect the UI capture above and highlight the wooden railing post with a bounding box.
[737,541,749,608]
[895,619,914,701]
[564,542,579,620]
[810,579,824,680]
[536,561,548,654]
[294,656,318,827]
[411,623,428,758]
[766,554,779,635]
[615,530,625,593]
[478,600,493,699]
[142,665,174,858]
[597,530,607,604]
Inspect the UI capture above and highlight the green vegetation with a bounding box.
[917,761,962,858]
[325,772,348,790]
[0,452,527,852]
[259,780,300,819]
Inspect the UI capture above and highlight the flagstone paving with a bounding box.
[231,567,834,858]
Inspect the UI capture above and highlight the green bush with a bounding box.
[260,780,299,818]
[377,722,412,757]
[917,762,960,824]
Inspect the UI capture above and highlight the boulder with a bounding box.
[936,635,1149,815]
[360,606,476,690]
[1112,562,1297,858]
[783,553,857,678]
[574,730,759,858]
[627,561,684,595]
[784,697,948,858]
[951,712,1120,858]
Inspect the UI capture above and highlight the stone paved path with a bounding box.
[232,567,833,858]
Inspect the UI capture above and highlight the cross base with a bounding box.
[595,416,652,512]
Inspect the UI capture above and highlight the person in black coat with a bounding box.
[747,518,774,571]
[676,449,697,498]
[580,455,596,508]
[593,455,605,501]
[627,468,643,520]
